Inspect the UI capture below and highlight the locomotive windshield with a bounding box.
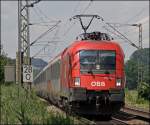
[80,50,116,74]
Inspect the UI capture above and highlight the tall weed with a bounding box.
[1,84,74,124]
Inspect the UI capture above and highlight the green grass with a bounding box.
[1,83,74,124]
[125,89,150,111]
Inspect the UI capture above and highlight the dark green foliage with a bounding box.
[125,48,149,89]
[0,49,15,83]
[125,59,138,89]
[125,89,149,109]
[138,82,150,100]
[0,54,7,83]
[130,48,149,65]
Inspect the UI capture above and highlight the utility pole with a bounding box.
[132,24,143,88]
[17,0,30,86]
[17,0,41,87]
[137,24,143,87]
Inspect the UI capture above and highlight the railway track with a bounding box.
[122,106,150,119]
[39,97,127,125]
[92,117,128,125]
[111,106,150,125]
[79,105,150,125]
[39,97,149,125]
[75,106,150,125]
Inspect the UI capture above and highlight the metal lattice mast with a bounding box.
[17,0,30,85]
[19,0,30,64]
[138,24,143,86]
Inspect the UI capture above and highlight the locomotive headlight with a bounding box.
[116,79,121,86]
[74,77,80,86]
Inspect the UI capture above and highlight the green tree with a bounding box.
[125,48,149,89]
[0,46,15,83]
[0,50,7,83]
[138,82,150,100]
[125,59,138,89]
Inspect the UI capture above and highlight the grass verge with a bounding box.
[125,89,150,111]
[1,83,74,124]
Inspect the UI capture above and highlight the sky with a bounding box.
[1,1,149,62]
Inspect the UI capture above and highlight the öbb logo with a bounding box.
[91,81,105,86]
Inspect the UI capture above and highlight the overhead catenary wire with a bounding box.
[32,7,50,27]
[31,4,62,60]
[94,13,140,49]
[61,1,81,30]
[32,25,61,59]
[103,26,134,43]
[30,21,61,46]
[108,22,148,47]
[24,20,61,53]
[48,27,60,53]
[31,41,63,46]
[105,23,139,39]
[71,1,81,15]
[101,6,147,49]
[32,43,55,58]
[81,0,93,14]
[36,6,49,20]
[32,2,76,60]
[36,6,58,23]
[125,7,147,24]
[105,22,139,49]
[63,0,93,36]
[30,23,57,27]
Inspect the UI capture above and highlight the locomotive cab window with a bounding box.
[80,50,116,74]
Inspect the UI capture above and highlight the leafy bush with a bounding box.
[138,82,150,100]
[125,89,149,110]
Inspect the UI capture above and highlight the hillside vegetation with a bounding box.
[125,48,149,89]
[125,48,150,100]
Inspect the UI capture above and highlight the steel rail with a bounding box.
[111,117,129,125]
[122,106,150,119]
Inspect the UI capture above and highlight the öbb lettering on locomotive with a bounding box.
[33,32,125,117]
[91,81,105,87]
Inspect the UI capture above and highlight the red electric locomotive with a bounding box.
[33,32,125,117]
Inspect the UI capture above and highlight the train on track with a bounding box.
[33,31,125,117]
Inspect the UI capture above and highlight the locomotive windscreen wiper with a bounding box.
[87,66,94,74]
[87,69,93,74]
[105,70,110,74]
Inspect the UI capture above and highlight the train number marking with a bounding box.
[91,81,105,86]
[23,65,33,82]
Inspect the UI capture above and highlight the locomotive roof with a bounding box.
[48,40,124,61]
[66,40,124,55]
